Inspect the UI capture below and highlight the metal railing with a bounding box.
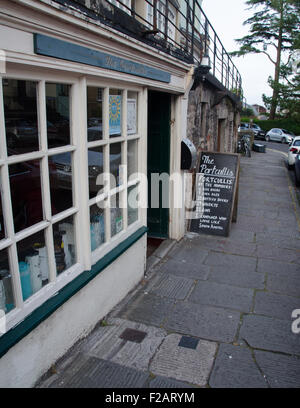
[53,0,242,97]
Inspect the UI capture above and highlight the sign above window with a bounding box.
[34,34,171,83]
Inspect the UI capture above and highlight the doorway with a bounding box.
[147,90,171,239]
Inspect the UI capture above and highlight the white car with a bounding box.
[265,128,295,143]
[288,136,300,167]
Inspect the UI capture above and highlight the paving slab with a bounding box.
[267,273,300,298]
[255,232,300,250]
[163,301,240,343]
[188,281,254,313]
[204,252,257,272]
[256,245,300,264]
[117,293,175,326]
[208,266,265,289]
[209,344,267,388]
[156,258,210,281]
[168,244,209,265]
[147,273,195,300]
[254,350,300,388]
[254,291,300,321]
[150,333,217,386]
[48,356,149,388]
[210,240,257,257]
[257,258,300,275]
[80,318,166,372]
[149,376,196,388]
[239,315,300,356]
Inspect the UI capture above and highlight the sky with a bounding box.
[202,0,275,106]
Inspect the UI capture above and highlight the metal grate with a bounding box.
[119,328,148,343]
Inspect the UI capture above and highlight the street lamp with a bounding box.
[195,53,211,82]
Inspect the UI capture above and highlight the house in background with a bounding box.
[0,0,242,387]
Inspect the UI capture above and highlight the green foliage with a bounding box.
[241,107,255,117]
[231,0,300,119]
[241,116,300,134]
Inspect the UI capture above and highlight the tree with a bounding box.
[231,0,300,119]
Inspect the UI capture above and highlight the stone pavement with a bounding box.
[37,149,300,388]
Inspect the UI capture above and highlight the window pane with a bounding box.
[111,194,123,237]
[0,249,15,314]
[109,90,122,138]
[9,160,43,233]
[88,146,104,199]
[3,79,39,155]
[0,185,5,241]
[110,143,122,187]
[127,92,138,135]
[53,216,76,275]
[87,87,103,141]
[127,139,138,180]
[49,153,73,215]
[46,83,70,148]
[128,185,139,226]
[17,230,49,301]
[90,203,105,251]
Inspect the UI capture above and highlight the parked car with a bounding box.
[251,124,266,140]
[238,122,250,132]
[294,153,300,186]
[288,136,300,168]
[238,122,265,140]
[265,128,295,143]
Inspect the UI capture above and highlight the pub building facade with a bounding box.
[0,0,242,387]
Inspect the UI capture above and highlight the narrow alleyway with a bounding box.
[37,148,300,388]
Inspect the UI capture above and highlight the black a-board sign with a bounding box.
[189,151,240,237]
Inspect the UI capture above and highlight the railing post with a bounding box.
[213,32,216,77]
[190,0,196,57]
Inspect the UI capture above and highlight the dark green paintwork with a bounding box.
[147,91,171,238]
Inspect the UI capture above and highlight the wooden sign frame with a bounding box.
[189,151,240,237]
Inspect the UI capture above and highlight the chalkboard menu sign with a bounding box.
[189,152,240,237]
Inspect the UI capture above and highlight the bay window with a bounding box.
[0,74,142,331]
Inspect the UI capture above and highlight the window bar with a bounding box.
[37,81,56,282]
[0,78,23,308]
[153,0,157,31]
[164,0,169,41]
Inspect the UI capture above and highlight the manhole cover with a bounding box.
[178,336,199,350]
[119,328,147,343]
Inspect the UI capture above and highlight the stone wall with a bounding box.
[187,80,240,156]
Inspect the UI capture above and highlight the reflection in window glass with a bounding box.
[88,146,104,199]
[128,185,139,226]
[127,91,138,135]
[46,83,70,148]
[53,216,76,275]
[9,160,43,233]
[90,204,105,251]
[17,230,49,301]
[127,139,138,180]
[109,90,122,138]
[49,153,73,215]
[3,79,39,155]
[0,249,15,314]
[110,143,122,187]
[111,194,123,237]
[0,187,5,241]
[87,87,103,141]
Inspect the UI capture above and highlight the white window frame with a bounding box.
[86,80,143,266]
[0,71,145,333]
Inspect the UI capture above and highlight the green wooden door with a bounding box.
[147,91,171,238]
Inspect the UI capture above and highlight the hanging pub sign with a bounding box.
[189,151,240,237]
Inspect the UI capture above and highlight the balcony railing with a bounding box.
[51,0,242,97]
